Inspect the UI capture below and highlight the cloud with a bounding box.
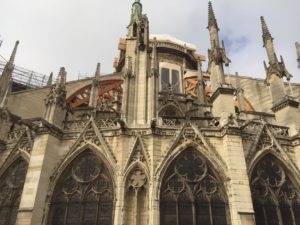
[0,0,299,82]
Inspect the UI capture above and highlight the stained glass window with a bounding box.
[160,149,228,225]
[251,155,300,225]
[47,151,113,225]
[0,158,28,225]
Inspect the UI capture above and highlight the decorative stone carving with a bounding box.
[95,119,118,129]
[126,136,149,169]
[219,112,238,127]
[128,167,147,189]
[64,120,89,132]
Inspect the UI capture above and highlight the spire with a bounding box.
[196,59,205,104]
[95,62,101,79]
[43,67,67,127]
[260,16,277,65]
[7,40,19,68]
[89,63,101,107]
[131,0,142,23]
[47,72,53,86]
[208,1,219,30]
[0,41,19,108]
[296,42,300,69]
[206,2,230,91]
[260,16,273,47]
[56,67,66,86]
[150,38,158,77]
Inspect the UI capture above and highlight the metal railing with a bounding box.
[0,60,49,89]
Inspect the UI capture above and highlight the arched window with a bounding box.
[160,149,228,225]
[251,155,300,225]
[124,165,148,225]
[160,62,181,93]
[47,151,114,225]
[0,158,28,225]
[133,23,137,38]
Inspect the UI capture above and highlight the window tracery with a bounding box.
[160,149,228,225]
[0,158,28,225]
[47,152,113,225]
[124,166,149,225]
[251,155,300,225]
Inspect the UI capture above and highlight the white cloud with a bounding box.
[0,0,299,82]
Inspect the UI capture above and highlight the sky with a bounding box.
[0,0,299,82]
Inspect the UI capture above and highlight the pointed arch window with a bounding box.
[160,149,228,225]
[0,158,28,225]
[124,165,149,225]
[47,151,114,225]
[251,155,300,225]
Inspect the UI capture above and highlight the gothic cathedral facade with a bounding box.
[1,1,300,225]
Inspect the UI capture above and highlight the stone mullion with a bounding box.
[133,188,139,225]
[275,204,284,225]
[6,193,17,225]
[209,200,213,225]
[175,197,179,225]
[63,199,70,225]
[95,195,101,225]
[191,201,196,225]
[262,205,268,225]
[289,205,297,225]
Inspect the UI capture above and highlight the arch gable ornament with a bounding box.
[248,149,300,189]
[158,103,185,118]
[124,135,150,171]
[62,117,117,166]
[0,129,32,174]
[247,124,300,180]
[156,121,227,177]
[155,141,229,200]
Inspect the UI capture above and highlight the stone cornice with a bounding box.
[210,87,235,103]
[271,96,299,113]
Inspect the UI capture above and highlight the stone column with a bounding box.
[149,176,160,225]
[16,131,61,225]
[114,174,125,225]
[221,130,255,225]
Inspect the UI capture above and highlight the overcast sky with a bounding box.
[0,0,299,83]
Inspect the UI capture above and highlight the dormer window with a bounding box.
[160,63,181,93]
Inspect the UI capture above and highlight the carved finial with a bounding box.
[296,42,300,69]
[47,72,53,86]
[56,67,67,85]
[197,59,205,104]
[8,40,19,66]
[208,1,219,30]
[260,16,273,47]
[95,63,101,79]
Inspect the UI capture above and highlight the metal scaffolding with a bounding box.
[0,60,50,90]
